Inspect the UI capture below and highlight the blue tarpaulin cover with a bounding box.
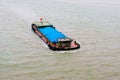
[38,26,67,42]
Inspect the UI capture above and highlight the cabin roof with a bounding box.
[33,21,53,27]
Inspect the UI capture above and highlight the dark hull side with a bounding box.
[32,25,80,50]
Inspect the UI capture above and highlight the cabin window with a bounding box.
[61,41,71,47]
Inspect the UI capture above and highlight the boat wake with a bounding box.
[55,50,79,54]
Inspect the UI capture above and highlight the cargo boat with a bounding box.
[31,19,80,50]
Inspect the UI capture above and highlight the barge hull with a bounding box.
[31,23,80,50]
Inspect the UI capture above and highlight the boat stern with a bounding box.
[49,38,80,50]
